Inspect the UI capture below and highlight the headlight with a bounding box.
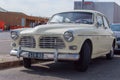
[11,31,19,40]
[64,31,74,42]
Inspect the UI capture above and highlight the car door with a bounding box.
[95,14,109,54]
[102,16,114,51]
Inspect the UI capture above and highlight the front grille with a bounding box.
[39,37,65,49]
[19,36,36,48]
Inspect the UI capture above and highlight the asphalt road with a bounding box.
[0,56,120,80]
[0,31,12,55]
[0,31,120,80]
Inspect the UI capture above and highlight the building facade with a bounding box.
[0,7,48,28]
[74,2,120,24]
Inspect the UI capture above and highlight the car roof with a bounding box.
[55,10,104,15]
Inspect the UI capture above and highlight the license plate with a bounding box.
[28,52,44,59]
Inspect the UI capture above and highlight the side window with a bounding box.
[103,17,109,29]
[96,15,104,27]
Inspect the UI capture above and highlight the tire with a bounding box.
[106,44,114,60]
[23,58,31,68]
[74,42,92,72]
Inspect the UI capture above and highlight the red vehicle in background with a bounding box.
[0,21,5,31]
[0,21,29,31]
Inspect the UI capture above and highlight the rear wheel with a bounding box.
[23,58,31,68]
[106,44,114,60]
[75,42,92,72]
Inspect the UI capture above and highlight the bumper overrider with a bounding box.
[10,47,80,62]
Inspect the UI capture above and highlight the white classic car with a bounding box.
[10,10,115,72]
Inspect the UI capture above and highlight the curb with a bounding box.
[0,55,49,70]
[0,58,42,70]
[0,60,23,70]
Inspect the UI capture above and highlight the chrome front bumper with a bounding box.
[10,49,79,61]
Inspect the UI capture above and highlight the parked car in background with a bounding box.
[110,24,120,50]
[10,10,115,72]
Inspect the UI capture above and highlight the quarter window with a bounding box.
[96,15,104,27]
[103,17,109,28]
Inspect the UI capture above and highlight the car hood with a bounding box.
[113,31,120,38]
[20,24,94,35]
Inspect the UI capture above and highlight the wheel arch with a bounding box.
[80,39,93,54]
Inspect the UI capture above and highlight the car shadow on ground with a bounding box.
[21,56,120,80]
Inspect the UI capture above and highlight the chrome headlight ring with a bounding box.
[11,31,19,40]
[64,31,74,42]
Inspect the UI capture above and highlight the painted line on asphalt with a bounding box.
[0,40,11,42]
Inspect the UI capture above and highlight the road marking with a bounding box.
[0,40,11,42]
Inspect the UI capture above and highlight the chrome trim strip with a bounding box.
[78,35,111,36]
[10,50,79,61]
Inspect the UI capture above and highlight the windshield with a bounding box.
[110,24,120,31]
[49,12,94,24]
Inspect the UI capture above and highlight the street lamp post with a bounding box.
[81,0,84,9]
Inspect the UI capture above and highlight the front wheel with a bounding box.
[74,42,92,72]
[23,58,31,68]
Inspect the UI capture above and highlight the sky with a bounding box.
[0,0,120,17]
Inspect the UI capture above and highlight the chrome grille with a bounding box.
[19,36,36,48]
[39,37,65,49]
